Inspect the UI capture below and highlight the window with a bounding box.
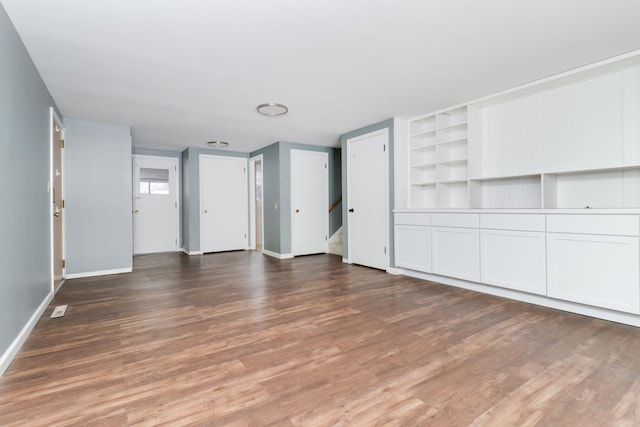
[139,168,170,195]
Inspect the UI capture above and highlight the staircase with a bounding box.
[327,227,343,256]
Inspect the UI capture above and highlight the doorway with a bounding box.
[51,109,64,291]
[249,155,264,251]
[132,155,179,254]
[346,129,389,270]
[291,150,329,256]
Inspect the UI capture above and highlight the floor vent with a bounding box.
[51,305,68,318]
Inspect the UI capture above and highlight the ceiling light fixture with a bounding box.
[257,103,288,116]
[206,141,229,148]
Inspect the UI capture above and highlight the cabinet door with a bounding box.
[395,225,431,272]
[432,227,480,282]
[481,229,546,295]
[547,233,640,314]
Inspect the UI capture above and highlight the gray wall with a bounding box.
[340,119,395,267]
[0,4,60,369]
[181,147,249,253]
[64,119,133,274]
[133,148,183,248]
[250,142,342,256]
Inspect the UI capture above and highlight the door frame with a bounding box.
[132,154,180,254]
[50,107,64,293]
[290,149,329,256]
[249,154,264,251]
[346,128,389,268]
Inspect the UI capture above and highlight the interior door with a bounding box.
[52,112,64,288]
[291,150,328,256]
[347,129,389,270]
[132,155,179,254]
[200,155,248,253]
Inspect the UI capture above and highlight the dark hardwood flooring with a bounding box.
[1,251,640,426]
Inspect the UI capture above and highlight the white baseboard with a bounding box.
[0,291,53,377]
[342,258,350,264]
[400,268,640,328]
[181,248,203,256]
[263,250,294,259]
[386,267,401,275]
[54,279,66,294]
[65,267,132,279]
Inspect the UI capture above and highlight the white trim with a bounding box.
[0,291,54,377]
[346,128,390,270]
[398,268,640,328]
[181,248,203,256]
[263,250,294,259]
[65,268,132,279]
[342,258,351,264]
[50,108,65,294]
[386,267,402,275]
[54,279,66,294]
[249,154,264,252]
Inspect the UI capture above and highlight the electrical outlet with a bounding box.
[51,305,68,318]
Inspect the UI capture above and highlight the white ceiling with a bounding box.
[3,0,640,153]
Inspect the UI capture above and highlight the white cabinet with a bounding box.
[481,229,546,295]
[432,226,480,282]
[547,232,640,314]
[479,213,546,295]
[394,212,431,272]
[395,225,431,272]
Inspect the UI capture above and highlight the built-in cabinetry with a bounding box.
[410,107,479,208]
[395,211,640,321]
[407,53,640,210]
[397,50,640,326]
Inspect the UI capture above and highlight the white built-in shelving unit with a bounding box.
[409,106,477,208]
[407,51,640,210]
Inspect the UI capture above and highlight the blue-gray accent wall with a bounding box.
[0,4,60,371]
[250,141,342,256]
[64,119,133,275]
[181,147,250,253]
[340,119,395,267]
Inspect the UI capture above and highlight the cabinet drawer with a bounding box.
[432,213,479,228]
[394,225,431,272]
[394,212,431,226]
[547,215,639,236]
[480,214,545,232]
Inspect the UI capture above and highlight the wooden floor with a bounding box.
[2,252,640,426]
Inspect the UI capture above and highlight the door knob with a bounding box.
[204,209,208,214]
[133,209,140,214]
[295,209,300,213]
[348,208,354,212]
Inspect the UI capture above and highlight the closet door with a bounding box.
[200,155,248,253]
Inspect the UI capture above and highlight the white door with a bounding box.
[133,155,179,254]
[347,129,389,270]
[291,150,328,256]
[200,155,248,253]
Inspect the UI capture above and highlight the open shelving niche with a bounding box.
[409,106,476,208]
[407,50,640,210]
